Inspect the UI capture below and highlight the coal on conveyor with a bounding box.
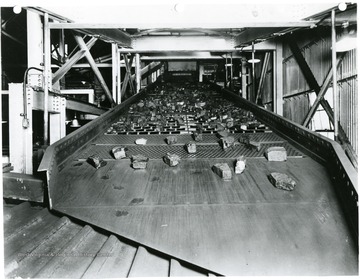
[106,83,264,136]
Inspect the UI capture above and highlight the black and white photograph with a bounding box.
[0,0,358,278]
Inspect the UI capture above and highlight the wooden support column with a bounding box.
[302,53,345,127]
[256,52,270,103]
[73,34,115,106]
[135,53,141,93]
[286,34,334,124]
[52,37,97,84]
[43,12,51,146]
[273,40,283,116]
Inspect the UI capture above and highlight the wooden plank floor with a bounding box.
[53,155,358,276]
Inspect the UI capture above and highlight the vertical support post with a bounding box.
[9,84,33,174]
[225,54,228,88]
[241,58,247,99]
[250,42,256,103]
[331,9,339,140]
[230,53,233,90]
[273,40,283,116]
[117,49,121,104]
[135,53,141,93]
[199,64,204,82]
[58,28,66,90]
[112,43,118,102]
[0,8,2,172]
[27,11,43,69]
[43,13,51,146]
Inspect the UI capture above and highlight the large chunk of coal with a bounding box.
[217,130,229,138]
[239,134,250,145]
[166,135,178,145]
[226,118,234,128]
[268,172,296,191]
[235,156,246,174]
[193,131,203,142]
[163,153,181,167]
[111,146,127,160]
[238,135,261,151]
[87,155,106,169]
[135,138,147,145]
[212,163,232,180]
[265,146,287,161]
[186,142,197,154]
[131,154,149,169]
[220,136,235,149]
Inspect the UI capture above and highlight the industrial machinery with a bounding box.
[34,79,358,276]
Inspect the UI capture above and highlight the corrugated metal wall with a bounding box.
[251,27,357,155]
[338,49,358,154]
[282,28,332,97]
[280,27,357,155]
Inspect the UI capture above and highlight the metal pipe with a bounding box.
[22,67,43,128]
[331,9,338,140]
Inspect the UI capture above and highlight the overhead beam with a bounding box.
[234,28,284,47]
[49,21,317,29]
[285,34,334,124]
[49,23,131,46]
[52,37,97,84]
[66,99,107,115]
[134,28,234,37]
[84,28,132,46]
[131,35,235,52]
[73,33,115,106]
[302,53,346,127]
[122,40,276,53]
